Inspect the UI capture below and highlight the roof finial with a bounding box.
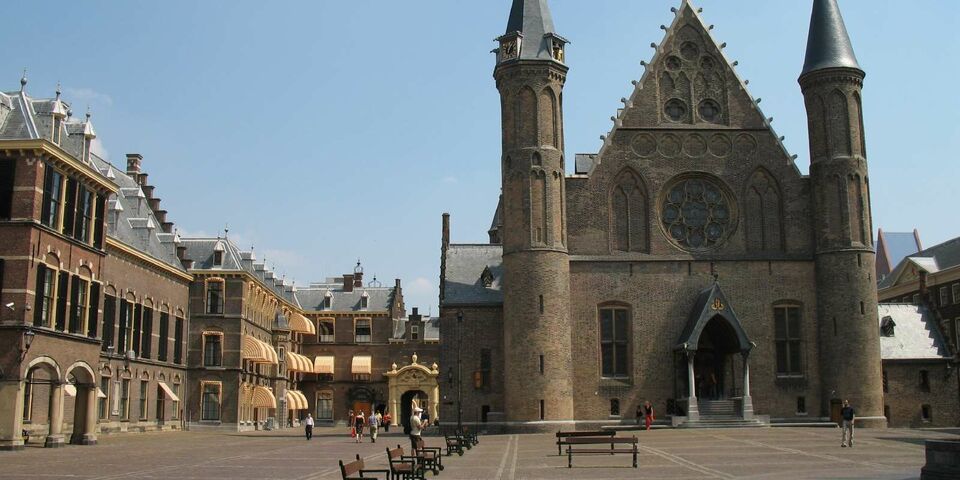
[20,69,27,91]
[224,223,229,238]
[85,105,92,122]
[55,81,61,99]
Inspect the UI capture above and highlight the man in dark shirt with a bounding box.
[840,400,855,448]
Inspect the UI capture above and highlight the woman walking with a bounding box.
[643,401,655,431]
[354,412,365,443]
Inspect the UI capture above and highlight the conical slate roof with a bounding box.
[504,0,560,61]
[801,0,861,76]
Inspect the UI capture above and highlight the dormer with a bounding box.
[880,316,896,337]
[50,86,67,144]
[360,291,369,310]
[80,111,96,164]
[323,291,333,310]
[480,266,495,288]
[213,241,225,267]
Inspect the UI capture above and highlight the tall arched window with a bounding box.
[610,169,647,253]
[773,302,803,377]
[744,169,783,253]
[599,304,631,378]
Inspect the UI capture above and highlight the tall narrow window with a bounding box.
[139,380,149,420]
[171,383,180,420]
[940,287,949,307]
[201,382,221,421]
[141,307,153,359]
[919,370,930,392]
[539,354,544,374]
[75,186,94,242]
[55,271,69,331]
[0,160,14,219]
[22,371,33,422]
[774,305,803,376]
[411,325,419,340]
[120,379,130,420]
[61,178,77,237]
[158,312,169,362]
[317,391,333,421]
[203,333,223,367]
[132,304,143,356]
[93,194,105,248]
[599,307,629,378]
[882,369,889,393]
[360,293,368,310]
[539,400,545,420]
[173,317,184,364]
[952,284,960,304]
[117,299,130,353]
[40,167,63,228]
[86,282,100,338]
[355,318,371,343]
[98,376,110,419]
[34,264,55,328]
[69,277,88,334]
[206,280,224,314]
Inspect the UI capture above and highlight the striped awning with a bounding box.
[253,386,277,409]
[285,390,309,410]
[158,382,180,402]
[314,355,335,375]
[242,335,279,365]
[290,313,316,336]
[351,355,372,375]
[64,384,77,397]
[286,351,314,373]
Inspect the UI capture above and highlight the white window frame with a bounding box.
[940,287,949,307]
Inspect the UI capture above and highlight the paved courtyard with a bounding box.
[1,426,957,479]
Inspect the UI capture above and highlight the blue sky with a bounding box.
[6,1,958,313]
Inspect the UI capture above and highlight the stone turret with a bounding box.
[494,0,573,425]
[800,0,885,427]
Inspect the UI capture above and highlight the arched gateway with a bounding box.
[674,283,758,425]
[383,354,439,428]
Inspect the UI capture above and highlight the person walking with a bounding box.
[840,400,856,448]
[304,413,314,440]
[383,412,391,432]
[368,409,379,443]
[354,412,365,443]
[348,410,356,439]
[643,401,655,431]
[409,406,428,452]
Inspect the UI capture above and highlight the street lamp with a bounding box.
[456,310,463,431]
[18,329,36,363]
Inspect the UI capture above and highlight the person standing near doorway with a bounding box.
[643,401,655,431]
[304,413,314,440]
[348,410,356,438]
[354,412,365,443]
[410,407,428,451]
[383,411,391,432]
[840,400,856,448]
[368,409,379,443]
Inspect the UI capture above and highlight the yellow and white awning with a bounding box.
[351,355,372,375]
[252,386,277,409]
[285,390,309,410]
[290,313,316,336]
[286,351,314,373]
[158,382,180,402]
[97,387,107,399]
[242,335,279,365]
[64,384,77,397]
[314,355,335,375]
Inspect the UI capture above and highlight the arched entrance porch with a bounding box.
[384,354,439,430]
[675,284,754,422]
[19,356,67,448]
[64,362,99,445]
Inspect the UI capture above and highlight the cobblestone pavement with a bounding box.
[1,426,957,479]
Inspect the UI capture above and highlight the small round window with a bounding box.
[680,42,700,60]
[661,177,734,250]
[700,56,716,71]
[699,99,721,123]
[664,99,687,122]
[665,56,682,71]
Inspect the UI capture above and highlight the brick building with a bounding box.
[297,267,440,430]
[440,0,887,430]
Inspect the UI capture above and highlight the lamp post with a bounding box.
[456,310,463,431]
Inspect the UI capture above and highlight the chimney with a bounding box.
[139,177,152,191]
[162,221,174,233]
[343,274,354,292]
[181,258,194,270]
[148,198,161,212]
[176,245,187,260]
[126,153,142,175]
[442,213,450,251]
[354,275,363,288]
[154,209,167,224]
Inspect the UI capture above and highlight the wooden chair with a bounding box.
[413,436,444,474]
[441,428,465,456]
[565,436,639,468]
[339,454,390,480]
[386,446,425,480]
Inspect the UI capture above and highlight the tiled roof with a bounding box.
[0,87,98,164]
[91,156,186,272]
[878,304,950,361]
[180,237,297,305]
[801,0,861,75]
[879,236,960,289]
[296,284,395,313]
[442,244,503,306]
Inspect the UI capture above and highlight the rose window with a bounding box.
[665,56,682,71]
[661,178,733,250]
[699,99,721,123]
[680,42,700,60]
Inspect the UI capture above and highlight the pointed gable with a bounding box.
[676,283,752,353]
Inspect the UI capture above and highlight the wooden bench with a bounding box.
[555,430,616,455]
[338,454,390,480]
[441,428,466,456]
[460,427,478,446]
[386,446,425,480]
[412,437,445,474]
[565,436,638,468]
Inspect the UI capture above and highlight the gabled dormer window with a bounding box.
[480,266,494,288]
[213,241,225,267]
[880,316,896,337]
[360,292,369,310]
[323,292,332,310]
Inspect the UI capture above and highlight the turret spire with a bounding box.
[500,0,566,63]
[801,0,861,76]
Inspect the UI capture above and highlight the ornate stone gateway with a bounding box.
[384,354,439,427]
